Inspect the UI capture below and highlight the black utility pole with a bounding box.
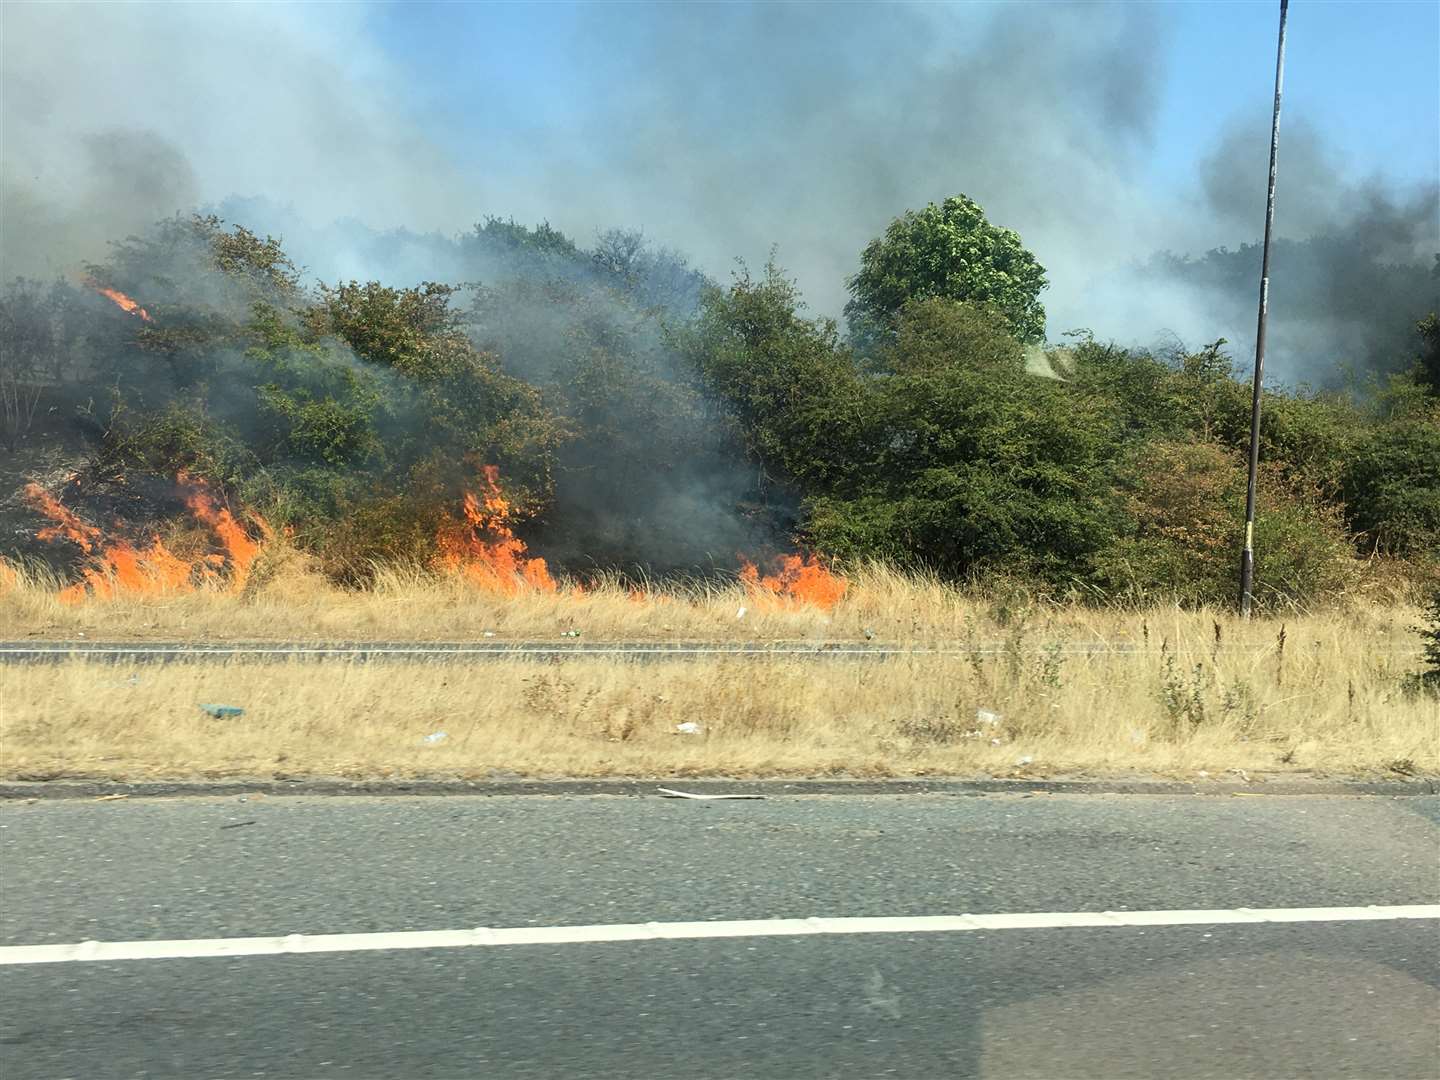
[1239,0,1290,619]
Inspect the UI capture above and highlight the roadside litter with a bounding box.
[199,703,245,719]
[421,731,449,745]
[674,722,702,735]
[975,709,1002,726]
[1015,755,1035,766]
[735,606,747,620]
[94,793,129,802]
[658,788,765,800]
[560,629,582,638]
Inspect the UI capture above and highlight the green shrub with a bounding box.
[1341,417,1440,557]
[1095,440,1356,610]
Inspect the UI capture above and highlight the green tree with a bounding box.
[678,261,871,491]
[685,271,1124,584]
[311,280,561,504]
[807,318,1125,583]
[845,195,1049,346]
[1341,417,1440,557]
[1414,313,1440,397]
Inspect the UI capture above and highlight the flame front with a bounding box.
[179,472,272,593]
[740,552,848,609]
[435,465,556,594]
[23,476,269,603]
[85,279,152,322]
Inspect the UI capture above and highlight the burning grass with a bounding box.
[0,553,1432,649]
[1,597,1435,782]
[18,472,271,603]
[8,465,850,616]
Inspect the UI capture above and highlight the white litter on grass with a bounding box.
[674,722,702,735]
[976,709,1003,726]
[1015,755,1034,766]
[421,732,449,745]
[735,606,747,620]
[658,788,765,800]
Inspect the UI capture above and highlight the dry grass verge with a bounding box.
[1,558,1431,648]
[4,618,1435,781]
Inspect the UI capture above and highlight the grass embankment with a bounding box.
[1,558,1430,645]
[2,563,1435,781]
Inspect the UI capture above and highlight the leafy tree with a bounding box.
[845,195,1049,346]
[686,270,1124,584]
[879,297,1023,376]
[1341,416,1440,557]
[808,321,1125,583]
[1414,313,1440,397]
[310,280,561,504]
[679,261,871,492]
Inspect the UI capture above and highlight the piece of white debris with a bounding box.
[658,788,765,800]
[421,731,449,745]
[1015,755,1035,766]
[976,709,1003,726]
[735,606,747,620]
[674,722,702,735]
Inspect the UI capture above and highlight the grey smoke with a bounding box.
[1138,118,1439,382]
[2,1,1436,388]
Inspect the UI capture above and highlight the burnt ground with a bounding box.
[0,387,201,579]
[0,387,104,572]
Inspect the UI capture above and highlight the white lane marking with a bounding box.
[1,906,1435,966]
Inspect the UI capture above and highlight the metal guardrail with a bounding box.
[0,640,1421,664]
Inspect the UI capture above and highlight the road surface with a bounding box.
[1,792,1437,1078]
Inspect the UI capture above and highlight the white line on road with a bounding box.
[2,905,1435,966]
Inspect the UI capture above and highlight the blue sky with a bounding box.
[1149,1,1437,187]
[363,1,1438,196]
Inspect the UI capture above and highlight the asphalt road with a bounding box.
[2,793,1437,1078]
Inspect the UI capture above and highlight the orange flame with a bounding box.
[85,279,152,322]
[435,465,556,594]
[178,472,272,594]
[739,552,848,610]
[23,476,269,603]
[24,482,101,553]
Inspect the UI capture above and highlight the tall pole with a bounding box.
[1239,0,1289,619]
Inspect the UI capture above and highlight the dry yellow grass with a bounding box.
[3,604,1435,781]
[2,555,1430,648]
